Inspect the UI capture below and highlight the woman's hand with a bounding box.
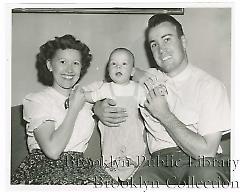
[68,83,86,111]
[93,98,128,127]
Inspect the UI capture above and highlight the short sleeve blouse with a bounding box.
[23,87,95,153]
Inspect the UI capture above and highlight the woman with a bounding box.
[11,34,114,185]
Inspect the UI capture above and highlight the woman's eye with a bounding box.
[74,61,80,65]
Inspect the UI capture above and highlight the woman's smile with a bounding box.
[61,74,75,80]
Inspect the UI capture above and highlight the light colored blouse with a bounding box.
[23,87,95,153]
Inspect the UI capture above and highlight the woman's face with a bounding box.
[47,49,82,96]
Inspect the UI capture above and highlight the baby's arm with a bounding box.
[137,84,147,107]
[83,82,112,103]
[134,68,167,91]
[81,81,105,103]
[84,91,95,103]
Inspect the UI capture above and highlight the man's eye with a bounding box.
[150,43,157,48]
[164,37,170,43]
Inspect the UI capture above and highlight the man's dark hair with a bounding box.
[147,14,184,38]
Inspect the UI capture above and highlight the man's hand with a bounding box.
[93,99,128,127]
[144,86,172,122]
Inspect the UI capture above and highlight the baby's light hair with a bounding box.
[109,47,135,67]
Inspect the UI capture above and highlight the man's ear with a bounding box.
[46,59,53,72]
[131,67,136,77]
[181,35,187,49]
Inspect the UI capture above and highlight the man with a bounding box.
[94,14,230,184]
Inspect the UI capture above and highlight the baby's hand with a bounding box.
[140,69,167,91]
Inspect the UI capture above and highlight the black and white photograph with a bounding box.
[2,1,240,191]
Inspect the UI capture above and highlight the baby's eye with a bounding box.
[111,62,116,66]
[60,59,66,64]
[122,62,127,66]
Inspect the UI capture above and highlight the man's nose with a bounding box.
[159,45,167,54]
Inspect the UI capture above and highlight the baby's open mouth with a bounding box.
[115,72,122,77]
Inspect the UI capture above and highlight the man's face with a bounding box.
[148,21,187,77]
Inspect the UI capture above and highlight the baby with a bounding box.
[84,48,146,181]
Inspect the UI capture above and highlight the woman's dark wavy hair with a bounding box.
[36,34,92,86]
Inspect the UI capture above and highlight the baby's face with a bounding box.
[108,50,134,84]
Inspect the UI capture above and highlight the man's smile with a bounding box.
[162,55,172,61]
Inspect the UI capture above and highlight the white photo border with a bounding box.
[2,1,240,192]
